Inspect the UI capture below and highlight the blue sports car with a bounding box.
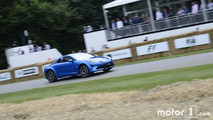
[44,53,114,82]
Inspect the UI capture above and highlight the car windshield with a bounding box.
[70,53,94,60]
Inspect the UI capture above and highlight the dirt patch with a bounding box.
[0,79,213,120]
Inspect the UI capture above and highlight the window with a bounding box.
[57,56,73,63]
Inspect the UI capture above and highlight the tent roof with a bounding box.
[103,0,141,9]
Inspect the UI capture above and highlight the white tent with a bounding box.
[103,0,141,9]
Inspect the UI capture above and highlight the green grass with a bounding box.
[0,63,213,104]
[117,48,213,66]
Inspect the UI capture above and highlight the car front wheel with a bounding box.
[47,70,57,83]
[79,65,90,78]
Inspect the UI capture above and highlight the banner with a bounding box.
[15,67,39,78]
[0,72,11,82]
[136,41,169,56]
[103,48,132,60]
[174,34,210,49]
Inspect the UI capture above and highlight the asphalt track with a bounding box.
[1,52,213,94]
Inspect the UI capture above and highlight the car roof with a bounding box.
[67,53,89,57]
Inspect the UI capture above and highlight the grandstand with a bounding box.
[83,0,213,52]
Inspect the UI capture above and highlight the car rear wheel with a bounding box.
[79,65,90,78]
[47,70,57,83]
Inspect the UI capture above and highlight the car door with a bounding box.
[59,56,75,77]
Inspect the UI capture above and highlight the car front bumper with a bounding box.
[90,62,114,72]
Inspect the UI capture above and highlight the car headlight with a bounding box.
[90,60,99,63]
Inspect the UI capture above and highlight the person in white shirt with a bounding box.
[207,0,213,9]
[116,18,124,29]
[156,9,163,20]
[177,7,184,15]
[191,2,199,14]
[35,45,42,52]
[86,25,93,32]
[43,42,51,50]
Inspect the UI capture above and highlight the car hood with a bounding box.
[89,57,111,63]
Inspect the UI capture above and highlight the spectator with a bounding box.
[207,0,213,9]
[29,46,34,53]
[132,16,142,24]
[156,9,163,20]
[141,13,146,23]
[102,44,109,50]
[177,7,184,15]
[99,25,105,30]
[71,50,75,53]
[43,42,50,50]
[35,45,42,52]
[191,2,199,14]
[83,50,87,53]
[86,25,93,32]
[116,18,124,29]
[17,49,24,55]
[83,26,87,33]
[7,64,11,69]
[163,8,168,18]
[12,41,18,47]
[28,38,32,45]
[183,5,189,14]
[91,47,96,53]
[78,50,82,53]
[145,15,151,22]
[123,17,129,26]
[111,19,117,30]
[128,17,133,24]
[168,7,175,17]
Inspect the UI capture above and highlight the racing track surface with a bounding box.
[1,52,213,94]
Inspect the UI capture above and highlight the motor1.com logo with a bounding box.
[157,105,211,118]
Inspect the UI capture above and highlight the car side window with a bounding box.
[63,56,74,62]
[57,57,63,63]
[57,56,74,63]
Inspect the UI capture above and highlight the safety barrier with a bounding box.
[0,28,213,85]
[95,28,213,64]
[0,61,53,84]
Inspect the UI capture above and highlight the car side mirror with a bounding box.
[68,59,73,62]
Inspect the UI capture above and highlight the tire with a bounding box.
[79,65,90,78]
[46,70,57,83]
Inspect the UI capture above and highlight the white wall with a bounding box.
[83,30,108,52]
[6,48,62,68]
[83,22,213,52]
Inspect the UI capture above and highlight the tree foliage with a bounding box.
[0,0,112,69]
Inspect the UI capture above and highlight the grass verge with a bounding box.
[0,63,213,104]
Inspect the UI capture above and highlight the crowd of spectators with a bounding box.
[110,13,151,30]
[16,42,51,55]
[110,0,213,30]
[82,0,213,33]
[28,42,51,53]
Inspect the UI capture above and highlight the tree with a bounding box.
[0,0,112,69]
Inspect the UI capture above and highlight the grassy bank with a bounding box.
[0,63,213,103]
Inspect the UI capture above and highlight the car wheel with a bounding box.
[47,70,57,83]
[103,68,111,72]
[79,65,90,78]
